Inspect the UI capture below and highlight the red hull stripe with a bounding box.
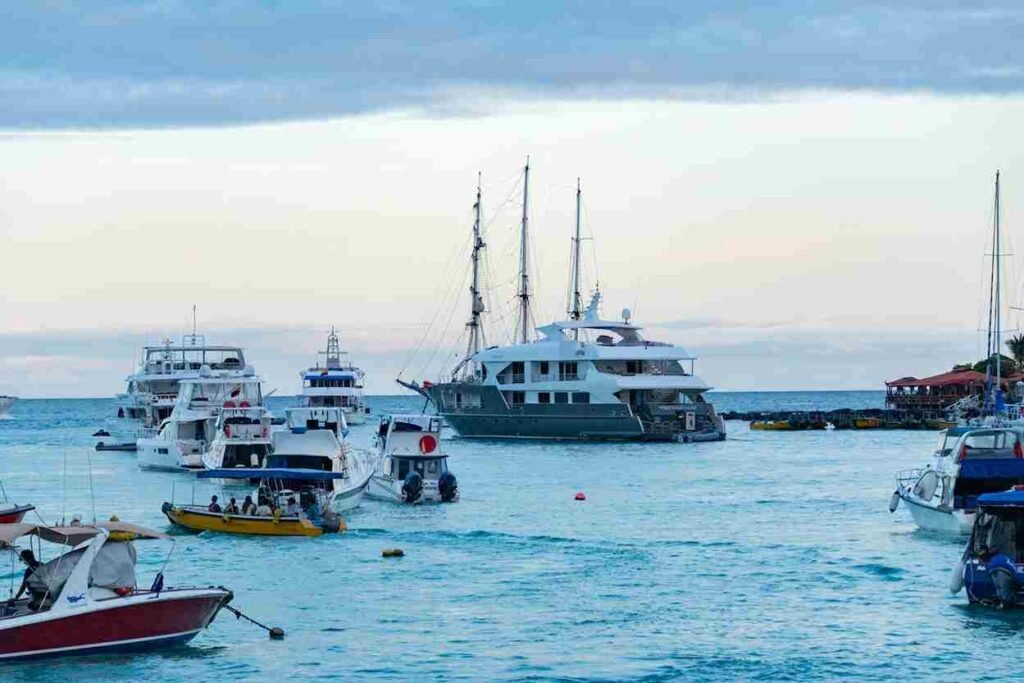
[0,629,202,661]
[0,593,226,660]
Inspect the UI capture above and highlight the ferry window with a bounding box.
[558,362,578,381]
[506,391,525,406]
[397,459,410,479]
[572,392,590,404]
[428,460,438,474]
[555,392,568,404]
[455,392,463,408]
[539,361,549,375]
[538,392,551,404]
[626,361,640,374]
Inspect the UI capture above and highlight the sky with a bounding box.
[2,2,1024,397]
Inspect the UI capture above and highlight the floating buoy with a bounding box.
[382,548,405,558]
[92,429,111,437]
[574,492,586,501]
[269,627,286,640]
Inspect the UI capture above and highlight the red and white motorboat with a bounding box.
[0,521,232,661]
[0,481,33,524]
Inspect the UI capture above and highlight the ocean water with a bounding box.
[0,391,1020,681]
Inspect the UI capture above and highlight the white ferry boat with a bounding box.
[299,327,369,425]
[115,334,247,432]
[399,164,725,442]
[137,368,264,472]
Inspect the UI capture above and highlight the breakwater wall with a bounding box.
[721,408,954,430]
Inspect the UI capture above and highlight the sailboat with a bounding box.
[399,161,725,442]
[891,171,1024,534]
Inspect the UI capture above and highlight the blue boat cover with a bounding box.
[978,489,1024,507]
[198,468,348,480]
[959,459,1024,480]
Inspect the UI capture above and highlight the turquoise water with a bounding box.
[0,391,1020,681]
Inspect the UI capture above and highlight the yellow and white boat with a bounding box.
[161,502,340,537]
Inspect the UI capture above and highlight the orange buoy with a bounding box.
[574,492,586,501]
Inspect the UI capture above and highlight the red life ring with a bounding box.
[419,434,437,454]
[224,400,236,408]
[239,400,251,408]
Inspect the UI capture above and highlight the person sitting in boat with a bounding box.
[255,496,273,516]
[10,549,42,609]
[285,496,299,516]
[225,497,240,515]
[241,495,256,515]
[208,495,222,513]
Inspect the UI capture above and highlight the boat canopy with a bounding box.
[198,468,349,480]
[0,521,167,547]
[960,460,1024,480]
[978,489,1024,507]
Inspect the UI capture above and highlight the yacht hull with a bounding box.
[137,438,203,472]
[899,493,973,535]
[427,385,724,441]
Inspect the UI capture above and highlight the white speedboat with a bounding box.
[137,368,264,472]
[891,426,1024,535]
[200,402,274,479]
[367,414,459,504]
[265,407,374,511]
[115,334,247,433]
[0,396,15,417]
[398,163,724,442]
[299,327,370,425]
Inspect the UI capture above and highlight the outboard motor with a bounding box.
[320,511,344,533]
[402,471,423,504]
[438,472,458,503]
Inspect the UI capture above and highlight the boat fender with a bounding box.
[889,491,900,513]
[949,559,965,594]
[438,472,458,503]
[402,471,423,503]
[382,548,405,558]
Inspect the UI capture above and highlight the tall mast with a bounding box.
[569,178,583,340]
[994,171,1002,393]
[464,173,486,372]
[516,157,533,344]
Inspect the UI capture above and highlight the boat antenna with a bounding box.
[568,177,584,339]
[192,304,197,338]
[86,448,97,525]
[460,172,487,377]
[516,157,534,344]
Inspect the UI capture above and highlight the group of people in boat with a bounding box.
[206,493,304,518]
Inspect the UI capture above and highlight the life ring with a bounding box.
[419,434,437,454]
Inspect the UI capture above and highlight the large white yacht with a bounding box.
[137,368,264,471]
[299,327,369,425]
[115,334,247,432]
[399,163,725,442]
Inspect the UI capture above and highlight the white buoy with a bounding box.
[949,559,965,594]
[889,491,901,513]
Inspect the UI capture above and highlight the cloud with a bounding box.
[2,2,1023,129]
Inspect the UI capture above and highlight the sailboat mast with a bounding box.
[517,157,532,344]
[995,170,1002,389]
[466,173,486,366]
[569,178,583,340]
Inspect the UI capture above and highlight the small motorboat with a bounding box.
[367,414,459,504]
[953,486,1024,607]
[162,468,347,537]
[0,520,232,661]
[891,426,1024,535]
[0,482,33,524]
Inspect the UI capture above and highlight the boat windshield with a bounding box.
[935,431,959,457]
[958,430,1019,459]
[971,510,1024,561]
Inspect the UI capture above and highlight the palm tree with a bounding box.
[1007,334,1024,367]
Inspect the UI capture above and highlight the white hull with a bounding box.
[365,475,449,504]
[137,438,204,472]
[899,493,973,536]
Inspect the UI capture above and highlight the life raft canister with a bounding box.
[419,434,438,454]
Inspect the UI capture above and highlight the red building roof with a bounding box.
[887,370,1024,389]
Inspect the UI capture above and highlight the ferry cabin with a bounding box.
[302,370,363,410]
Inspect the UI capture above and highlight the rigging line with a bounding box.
[415,245,475,380]
[396,226,475,377]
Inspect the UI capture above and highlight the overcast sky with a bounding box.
[2,2,1023,397]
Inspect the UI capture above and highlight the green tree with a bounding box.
[1007,334,1024,366]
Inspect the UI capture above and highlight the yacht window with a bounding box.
[455,392,463,408]
[558,362,578,381]
[538,392,551,404]
[539,361,549,375]
[505,391,525,406]
[626,360,641,374]
[572,392,590,404]
[554,392,569,404]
